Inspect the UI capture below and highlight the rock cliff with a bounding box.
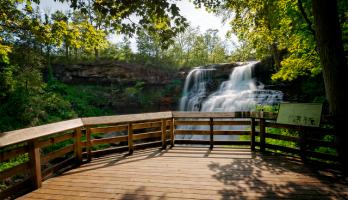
[53,61,173,85]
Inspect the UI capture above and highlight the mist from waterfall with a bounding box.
[178,61,283,140]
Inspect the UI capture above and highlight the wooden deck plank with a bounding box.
[19,146,348,200]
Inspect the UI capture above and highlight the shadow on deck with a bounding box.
[19,146,348,200]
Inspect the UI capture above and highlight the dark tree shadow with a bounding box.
[208,154,348,200]
[62,148,169,176]
[120,186,167,200]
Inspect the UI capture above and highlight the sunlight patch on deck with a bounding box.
[19,146,348,200]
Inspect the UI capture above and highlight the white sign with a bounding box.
[276,103,322,127]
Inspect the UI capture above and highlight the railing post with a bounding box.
[170,118,175,147]
[251,118,256,151]
[299,130,307,162]
[128,123,134,154]
[86,128,92,162]
[74,127,82,165]
[210,118,214,150]
[260,118,266,152]
[161,119,167,149]
[29,140,42,189]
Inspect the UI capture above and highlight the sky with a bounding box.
[38,0,237,52]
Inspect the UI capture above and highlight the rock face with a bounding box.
[52,61,280,114]
[53,61,173,85]
[53,61,275,87]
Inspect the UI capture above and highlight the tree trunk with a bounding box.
[271,43,281,71]
[65,42,69,62]
[46,45,53,81]
[297,0,316,37]
[94,48,99,60]
[312,0,348,171]
[75,48,78,61]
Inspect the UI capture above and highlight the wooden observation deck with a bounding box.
[1,111,347,199]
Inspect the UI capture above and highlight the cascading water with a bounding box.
[179,68,215,112]
[201,61,283,112]
[178,61,283,140]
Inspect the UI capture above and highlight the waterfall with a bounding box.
[179,68,215,112]
[201,61,283,112]
[178,61,283,140]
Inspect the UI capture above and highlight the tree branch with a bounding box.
[297,0,316,36]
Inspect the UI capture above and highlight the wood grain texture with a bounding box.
[89,125,128,134]
[175,130,250,135]
[38,133,74,148]
[251,118,256,151]
[0,145,29,162]
[0,111,341,200]
[0,161,30,179]
[91,135,128,145]
[0,118,83,147]
[174,120,251,126]
[172,111,277,119]
[128,123,134,154]
[173,111,253,118]
[260,119,266,152]
[74,128,82,165]
[132,121,162,130]
[82,112,172,126]
[86,128,92,162]
[41,145,74,164]
[170,119,174,147]
[42,157,76,179]
[161,119,166,149]
[29,141,42,189]
[18,146,348,200]
[133,131,161,140]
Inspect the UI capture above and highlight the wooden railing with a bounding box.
[0,111,337,199]
[172,111,276,149]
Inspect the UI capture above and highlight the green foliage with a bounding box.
[0,40,11,64]
[125,81,145,98]
[201,0,332,82]
[255,105,279,112]
[268,128,299,147]
[135,26,230,69]
[0,154,29,172]
[300,75,325,102]
[100,39,133,62]
[41,138,74,155]
[162,79,183,97]
[272,34,321,81]
[48,81,111,117]
[0,47,76,131]
[124,81,162,106]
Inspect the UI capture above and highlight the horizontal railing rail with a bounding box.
[172,112,261,149]
[258,121,337,163]
[172,111,277,119]
[0,111,336,199]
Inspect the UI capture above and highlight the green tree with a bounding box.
[312,0,348,170]
[118,37,133,62]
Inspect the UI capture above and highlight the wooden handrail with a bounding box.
[0,111,276,148]
[0,118,83,147]
[0,111,338,200]
[82,111,172,126]
[172,111,277,119]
